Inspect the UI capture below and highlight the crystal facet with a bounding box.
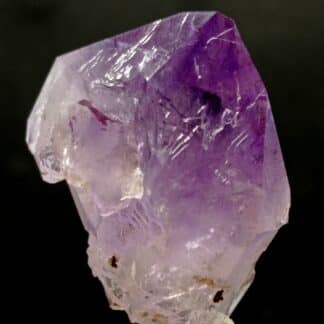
[26,12,290,324]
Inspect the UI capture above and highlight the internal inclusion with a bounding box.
[88,238,238,324]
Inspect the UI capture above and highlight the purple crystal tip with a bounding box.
[26,11,290,324]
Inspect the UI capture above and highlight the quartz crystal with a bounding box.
[26,12,290,324]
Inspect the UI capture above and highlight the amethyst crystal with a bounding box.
[26,12,290,324]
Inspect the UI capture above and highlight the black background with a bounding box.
[1,0,322,323]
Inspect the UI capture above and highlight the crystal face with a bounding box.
[26,12,290,324]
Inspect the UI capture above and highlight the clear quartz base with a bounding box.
[213,314,234,324]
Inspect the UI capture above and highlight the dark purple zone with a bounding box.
[73,12,268,186]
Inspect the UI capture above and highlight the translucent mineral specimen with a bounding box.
[26,12,290,324]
